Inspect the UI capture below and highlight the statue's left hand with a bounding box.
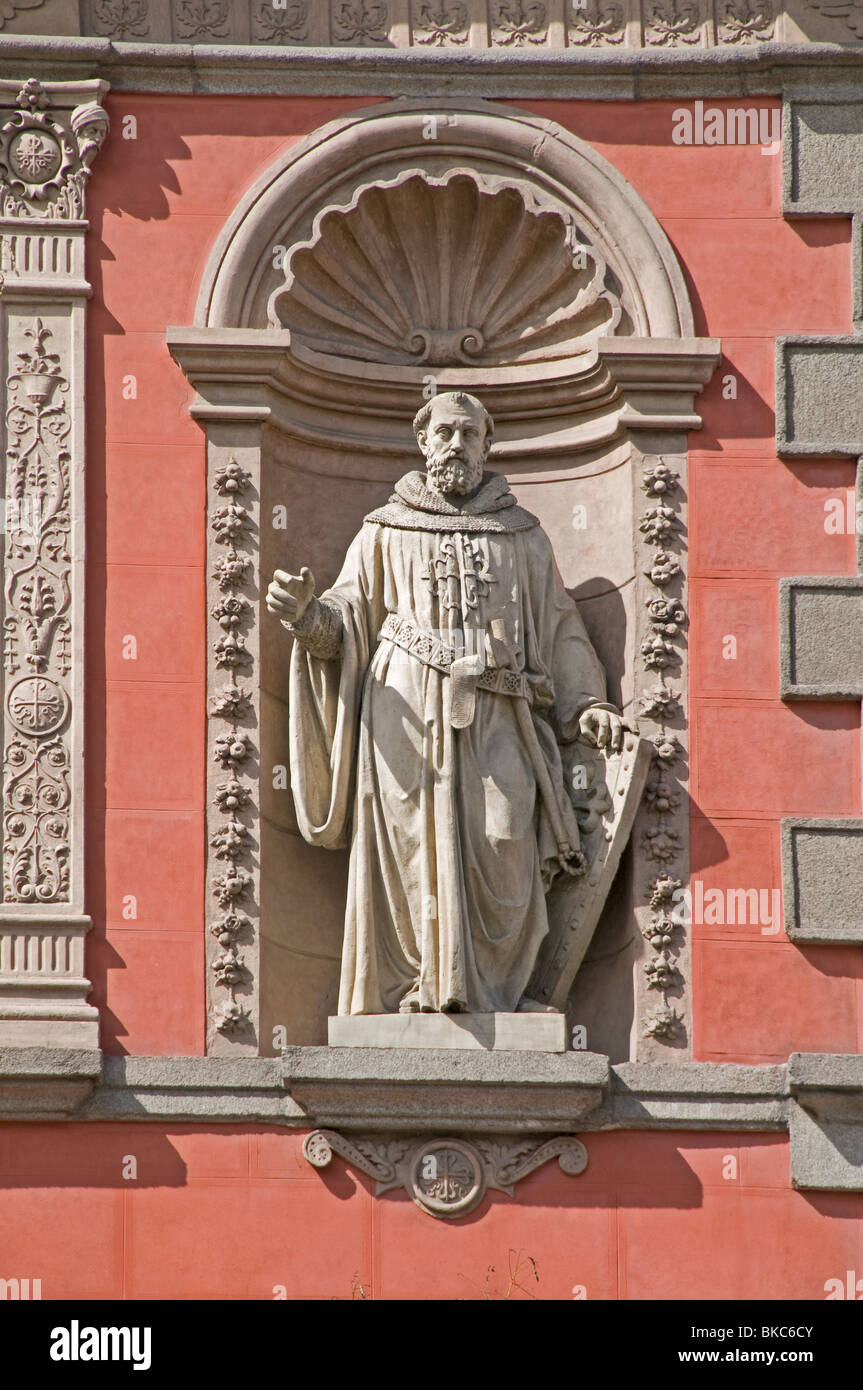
[578,706,624,752]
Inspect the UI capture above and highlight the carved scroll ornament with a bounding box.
[303,1128,588,1218]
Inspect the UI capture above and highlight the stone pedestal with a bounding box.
[327,1012,568,1052]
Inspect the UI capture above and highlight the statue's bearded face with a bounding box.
[419,399,488,497]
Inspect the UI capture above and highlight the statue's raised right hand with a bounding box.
[266,566,315,624]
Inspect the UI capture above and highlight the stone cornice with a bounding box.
[0,1047,795,1128]
[605,1061,790,1129]
[1,37,863,96]
[167,331,719,460]
[282,1047,613,1133]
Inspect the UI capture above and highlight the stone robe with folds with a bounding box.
[288,470,607,1016]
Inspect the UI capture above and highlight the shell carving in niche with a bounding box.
[268,171,622,365]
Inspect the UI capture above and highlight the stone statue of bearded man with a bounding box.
[267,391,623,1017]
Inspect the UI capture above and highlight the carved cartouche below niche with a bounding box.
[303,1129,588,1218]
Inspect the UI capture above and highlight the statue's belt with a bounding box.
[378,613,531,722]
[377,614,580,862]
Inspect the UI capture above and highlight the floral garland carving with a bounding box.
[70,0,836,44]
[716,0,774,40]
[173,0,230,39]
[413,0,469,43]
[568,0,626,45]
[638,457,686,1043]
[489,0,548,44]
[251,0,308,42]
[209,457,255,1038]
[332,0,390,42]
[643,0,701,43]
[91,0,150,38]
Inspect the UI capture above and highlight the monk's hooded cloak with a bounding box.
[287,470,608,1015]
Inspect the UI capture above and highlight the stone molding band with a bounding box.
[2,38,863,97]
[1,1049,860,1192]
[0,0,809,54]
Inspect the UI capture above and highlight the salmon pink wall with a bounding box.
[2,1124,861,1300]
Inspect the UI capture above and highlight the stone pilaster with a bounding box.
[0,77,108,1048]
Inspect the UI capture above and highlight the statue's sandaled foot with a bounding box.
[517,996,559,1014]
[399,985,421,1014]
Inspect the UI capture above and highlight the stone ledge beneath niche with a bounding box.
[5,1050,863,1192]
[0,1047,102,1119]
[51,1052,793,1133]
[602,1062,789,1130]
[282,1053,793,1135]
[282,1046,611,1134]
[77,1056,293,1124]
[0,1051,795,1130]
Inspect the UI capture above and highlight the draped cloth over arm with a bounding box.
[288,528,382,850]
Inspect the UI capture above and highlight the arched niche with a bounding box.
[196,99,693,341]
[168,98,718,1061]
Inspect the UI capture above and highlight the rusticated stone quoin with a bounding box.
[781,819,863,943]
[777,100,863,968]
